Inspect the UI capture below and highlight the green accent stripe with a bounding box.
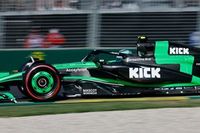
[0,72,23,83]
[53,62,97,70]
[191,76,200,83]
[154,41,194,75]
[0,72,10,78]
[155,41,200,84]
[63,76,200,87]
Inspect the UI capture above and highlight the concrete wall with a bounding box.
[0,48,135,71]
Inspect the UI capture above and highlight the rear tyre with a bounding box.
[23,63,61,101]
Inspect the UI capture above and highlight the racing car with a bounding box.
[1,36,200,102]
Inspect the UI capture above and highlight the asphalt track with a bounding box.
[0,96,200,133]
[0,95,200,106]
[1,107,200,133]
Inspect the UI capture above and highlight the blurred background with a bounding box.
[0,0,199,49]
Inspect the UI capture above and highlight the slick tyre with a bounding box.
[23,64,61,101]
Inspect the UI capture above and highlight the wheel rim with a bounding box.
[31,71,54,94]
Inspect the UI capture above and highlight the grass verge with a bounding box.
[1,99,200,117]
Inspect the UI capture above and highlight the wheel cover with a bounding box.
[31,71,54,94]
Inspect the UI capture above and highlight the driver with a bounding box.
[136,36,154,57]
[137,35,148,43]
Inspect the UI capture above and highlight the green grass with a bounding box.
[1,100,200,117]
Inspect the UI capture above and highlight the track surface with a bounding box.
[0,107,200,133]
[0,96,190,106]
[0,95,199,106]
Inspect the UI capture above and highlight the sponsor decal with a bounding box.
[169,47,189,55]
[65,68,87,72]
[83,89,97,95]
[154,87,195,91]
[155,87,183,91]
[129,67,160,78]
[126,58,151,62]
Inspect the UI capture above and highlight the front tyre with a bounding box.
[23,64,61,101]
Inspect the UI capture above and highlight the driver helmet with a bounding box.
[137,35,148,43]
[137,35,148,57]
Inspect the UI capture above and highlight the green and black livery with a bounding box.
[1,39,200,102]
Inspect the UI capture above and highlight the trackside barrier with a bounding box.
[0,48,136,71]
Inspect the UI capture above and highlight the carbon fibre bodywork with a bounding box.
[1,40,200,101]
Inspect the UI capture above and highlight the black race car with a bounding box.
[0,37,200,102]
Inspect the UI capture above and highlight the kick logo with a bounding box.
[169,47,189,55]
[129,67,161,78]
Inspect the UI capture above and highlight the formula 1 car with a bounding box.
[1,36,200,102]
